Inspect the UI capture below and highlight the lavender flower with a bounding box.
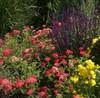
[51,8,99,55]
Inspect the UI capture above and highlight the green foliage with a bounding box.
[81,0,98,18]
[90,38,100,65]
[0,0,39,37]
[46,0,81,25]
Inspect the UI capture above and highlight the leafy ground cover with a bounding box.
[0,26,100,98]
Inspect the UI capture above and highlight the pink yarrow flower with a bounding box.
[44,57,51,62]
[53,90,59,95]
[52,53,59,58]
[2,49,13,56]
[25,76,37,84]
[1,78,13,92]
[34,53,39,57]
[65,49,73,55]
[14,79,24,88]
[38,91,47,98]
[26,88,34,95]
[79,46,84,51]
[80,51,86,56]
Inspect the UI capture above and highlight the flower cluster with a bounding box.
[92,37,100,45]
[89,37,100,65]
[0,26,99,98]
[70,59,100,97]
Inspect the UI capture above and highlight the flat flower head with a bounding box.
[26,88,34,95]
[52,53,59,58]
[90,70,96,79]
[92,38,98,44]
[66,49,73,55]
[14,79,24,88]
[70,75,79,83]
[90,79,96,86]
[79,46,84,51]
[25,77,37,84]
[78,65,87,78]
[2,49,12,57]
[53,90,59,95]
[44,57,51,62]
[85,60,95,70]
[80,51,86,56]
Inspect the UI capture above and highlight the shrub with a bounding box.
[0,26,100,97]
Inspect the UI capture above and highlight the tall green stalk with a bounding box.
[0,0,38,37]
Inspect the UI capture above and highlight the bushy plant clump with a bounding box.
[0,26,100,98]
[51,8,99,55]
[88,37,100,65]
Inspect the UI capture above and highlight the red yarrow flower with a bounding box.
[53,90,59,95]
[41,62,46,66]
[37,44,45,50]
[1,78,13,92]
[44,57,51,62]
[61,59,67,65]
[26,88,34,95]
[1,78,12,86]
[22,53,30,57]
[52,53,59,58]
[37,87,40,91]
[59,55,67,61]
[2,49,13,56]
[23,48,30,53]
[4,84,13,92]
[38,91,46,97]
[9,30,20,35]
[54,59,59,63]
[34,53,39,57]
[42,86,48,90]
[79,46,84,51]
[25,77,37,84]
[37,30,43,34]
[12,30,20,34]
[51,66,59,73]
[31,39,39,44]
[65,49,73,55]
[80,51,86,56]
[14,79,24,88]
[44,70,52,75]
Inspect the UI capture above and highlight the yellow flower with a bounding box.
[92,38,98,44]
[84,80,89,84]
[87,47,91,53]
[78,65,87,78]
[95,64,100,69]
[90,70,96,79]
[73,90,76,94]
[85,60,95,70]
[91,56,95,59]
[70,75,79,83]
[90,79,96,86]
